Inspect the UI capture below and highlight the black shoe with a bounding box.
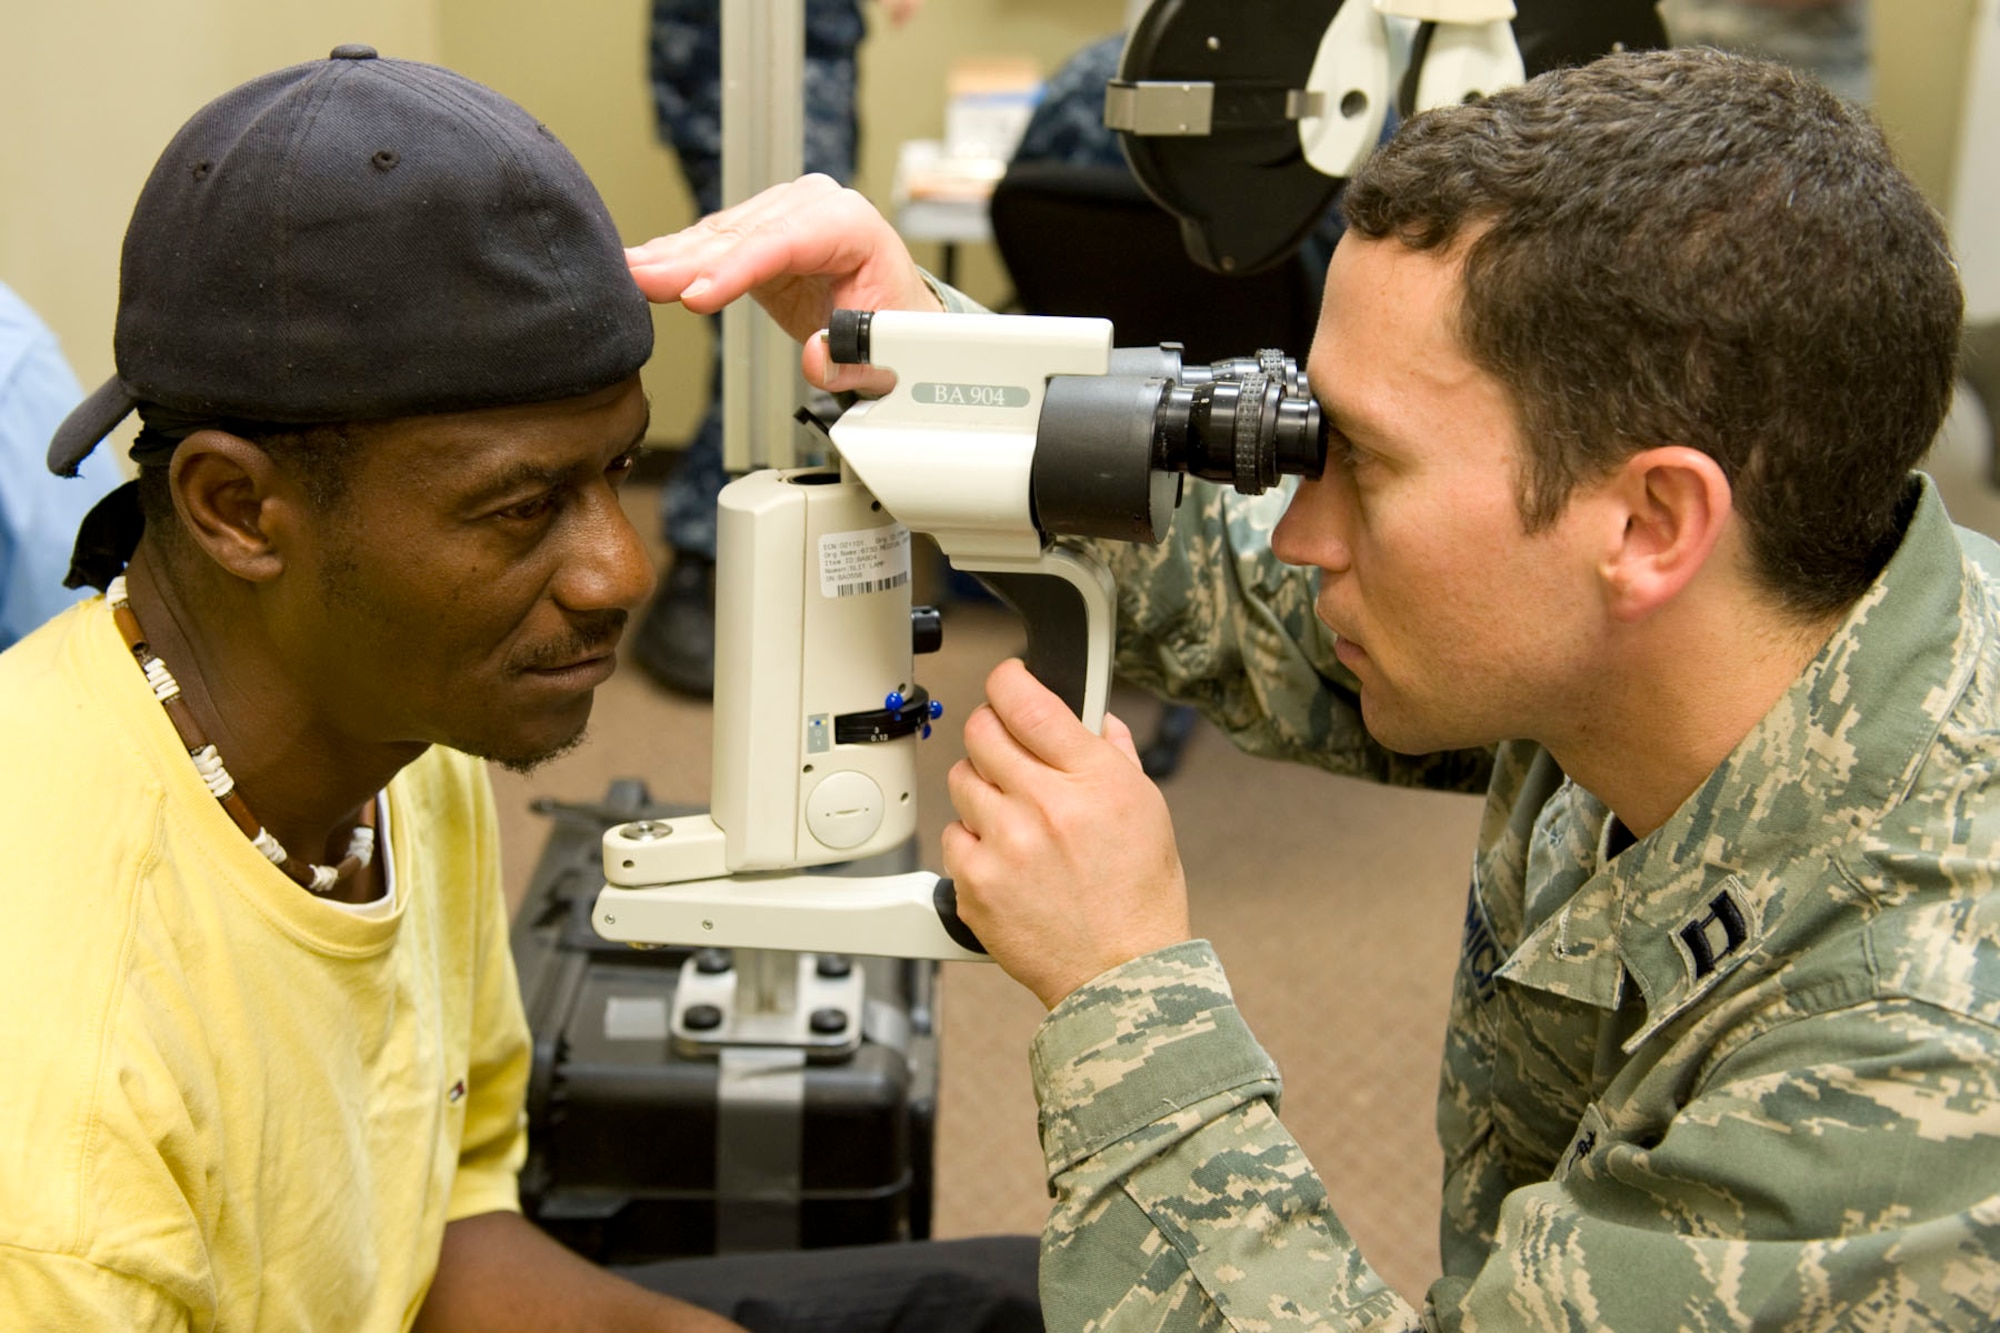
[634,553,715,698]
[1139,702,1201,781]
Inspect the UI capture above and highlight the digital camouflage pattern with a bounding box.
[648,0,862,195]
[1026,474,2000,1330]
[1012,34,1128,172]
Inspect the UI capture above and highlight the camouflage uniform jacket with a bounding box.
[1030,473,2000,1330]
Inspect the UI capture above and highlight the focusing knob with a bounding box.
[1231,371,1272,494]
[1257,347,1306,395]
[828,309,872,365]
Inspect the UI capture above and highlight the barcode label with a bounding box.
[819,524,912,600]
[832,569,911,598]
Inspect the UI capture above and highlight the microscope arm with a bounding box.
[596,868,988,960]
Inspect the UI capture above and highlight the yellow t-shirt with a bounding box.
[0,597,531,1331]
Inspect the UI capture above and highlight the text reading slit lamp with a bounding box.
[592,310,1322,962]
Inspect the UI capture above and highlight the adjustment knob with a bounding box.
[911,605,944,655]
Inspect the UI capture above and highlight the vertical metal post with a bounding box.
[720,0,808,1038]
[721,0,808,472]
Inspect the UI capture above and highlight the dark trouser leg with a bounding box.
[618,1235,1043,1333]
[648,0,861,560]
[661,350,727,562]
[639,1,866,695]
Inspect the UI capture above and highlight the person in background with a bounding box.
[635,0,923,696]
[0,280,122,651]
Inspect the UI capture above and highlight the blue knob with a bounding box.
[921,723,933,740]
[928,700,944,720]
[885,690,905,713]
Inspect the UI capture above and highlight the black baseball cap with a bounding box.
[48,43,653,477]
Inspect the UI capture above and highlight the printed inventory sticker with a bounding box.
[819,524,912,599]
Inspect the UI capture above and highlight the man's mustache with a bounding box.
[508,609,628,673]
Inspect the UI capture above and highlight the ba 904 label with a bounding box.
[911,382,1030,408]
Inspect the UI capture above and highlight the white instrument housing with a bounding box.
[1299,0,1525,178]
[598,312,1131,961]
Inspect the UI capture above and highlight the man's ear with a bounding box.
[1596,446,1733,623]
[167,430,300,584]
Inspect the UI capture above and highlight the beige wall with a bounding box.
[0,1,439,439]
[3,0,1121,455]
[1870,0,1980,210]
[853,0,1127,304]
[433,0,699,443]
[437,0,1126,443]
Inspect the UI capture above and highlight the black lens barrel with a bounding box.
[1033,344,1322,544]
[1152,355,1322,495]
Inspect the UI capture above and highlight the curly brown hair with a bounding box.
[1342,47,1962,619]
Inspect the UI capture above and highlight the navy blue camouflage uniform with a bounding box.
[649,0,864,560]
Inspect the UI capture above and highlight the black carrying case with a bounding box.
[510,781,939,1263]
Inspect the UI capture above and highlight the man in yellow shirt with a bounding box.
[0,46,1036,1332]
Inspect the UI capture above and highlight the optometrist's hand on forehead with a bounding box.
[943,659,1193,1010]
[625,174,941,398]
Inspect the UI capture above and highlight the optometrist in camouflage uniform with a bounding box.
[623,42,1997,1333]
[938,51,1999,1332]
[1020,470,2000,1330]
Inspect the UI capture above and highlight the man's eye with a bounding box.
[606,449,640,483]
[1322,420,1362,466]
[498,492,560,522]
